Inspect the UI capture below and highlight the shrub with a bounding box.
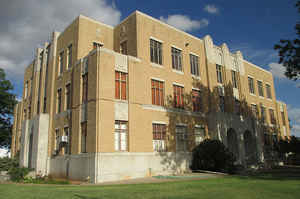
[0,156,19,172]
[191,139,237,173]
[7,167,32,182]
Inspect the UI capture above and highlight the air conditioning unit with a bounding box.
[60,136,68,143]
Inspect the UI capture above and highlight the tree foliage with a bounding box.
[274,1,300,80]
[0,68,16,148]
[191,139,237,173]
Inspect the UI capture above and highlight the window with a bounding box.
[64,127,69,155]
[281,111,286,126]
[24,109,27,120]
[216,64,223,84]
[59,51,64,75]
[266,84,272,99]
[115,71,128,100]
[44,45,50,113]
[114,121,128,151]
[176,125,188,152]
[150,39,162,65]
[192,89,202,112]
[24,81,28,98]
[257,80,264,97]
[67,44,72,69]
[190,54,199,76]
[173,85,184,109]
[251,104,258,117]
[219,96,225,112]
[151,79,164,106]
[269,109,276,125]
[66,83,71,110]
[260,105,266,123]
[82,74,88,103]
[171,47,182,71]
[231,70,238,88]
[81,122,87,153]
[248,77,255,94]
[93,42,103,49]
[57,89,62,113]
[152,123,166,152]
[195,126,205,146]
[120,41,127,55]
[55,129,59,152]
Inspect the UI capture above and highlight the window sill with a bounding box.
[249,93,256,97]
[172,69,184,75]
[150,62,164,68]
[191,75,201,80]
[259,96,265,99]
[267,98,273,101]
[114,99,128,104]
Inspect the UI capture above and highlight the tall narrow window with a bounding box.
[120,41,128,55]
[114,121,128,151]
[57,89,62,113]
[63,127,69,155]
[171,47,182,71]
[176,125,188,152]
[24,81,28,99]
[151,79,164,106]
[150,39,162,65]
[269,109,276,125]
[115,71,127,100]
[216,64,223,83]
[266,84,272,99]
[248,77,255,94]
[257,80,264,97]
[251,104,258,117]
[152,123,166,152]
[173,85,184,109]
[67,44,72,69]
[231,70,238,88]
[190,54,199,76]
[81,122,87,153]
[260,105,266,123]
[55,129,59,152]
[43,45,50,113]
[192,89,202,112]
[82,74,88,103]
[281,111,286,126]
[195,126,205,146]
[59,51,64,75]
[66,83,71,110]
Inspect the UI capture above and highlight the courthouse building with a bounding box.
[11,11,290,183]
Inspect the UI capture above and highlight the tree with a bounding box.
[0,68,16,149]
[274,1,300,80]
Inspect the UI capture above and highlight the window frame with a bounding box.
[248,76,255,94]
[152,123,167,152]
[171,47,182,71]
[151,79,164,106]
[114,120,128,152]
[173,84,184,109]
[150,39,163,65]
[266,83,272,99]
[257,80,264,97]
[192,89,202,112]
[216,64,223,84]
[65,83,71,110]
[67,44,72,69]
[115,71,128,100]
[231,70,238,88]
[190,54,199,76]
[59,51,64,76]
[57,88,62,113]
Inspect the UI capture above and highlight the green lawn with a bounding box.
[1,176,300,199]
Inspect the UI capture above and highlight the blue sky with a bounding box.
[1,0,299,136]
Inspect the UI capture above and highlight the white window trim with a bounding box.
[151,77,165,82]
[172,69,184,75]
[152,121,167,125]
[192,74,201,80]
[173,82,184,87]
[190,52,199,57]
[171,45,182,51]
[150,36,164,43]
[192,87,201,91]
[150,62,164,68]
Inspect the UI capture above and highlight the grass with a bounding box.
[0,176,300,199]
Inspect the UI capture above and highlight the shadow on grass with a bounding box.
[74,194,99,199]
[234,172,300,181]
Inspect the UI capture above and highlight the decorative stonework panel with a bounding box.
[115,53,128,73]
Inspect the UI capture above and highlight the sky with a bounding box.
[0,0,300,136]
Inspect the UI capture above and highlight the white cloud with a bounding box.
[204,5,219,14]
[159,15,209,32]
[0,0,121,82]
[268,63,286,79]
[287,105,300,137]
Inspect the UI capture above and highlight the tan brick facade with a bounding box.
[11,11,290,182]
